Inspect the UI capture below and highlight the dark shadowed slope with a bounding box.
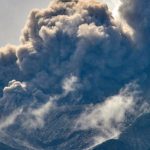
[93,139,131,150]
[120,113,150,150]
[0,142,17,150]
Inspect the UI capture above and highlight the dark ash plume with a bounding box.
[0,0,149,150]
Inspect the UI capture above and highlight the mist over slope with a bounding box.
[0,0,150,149]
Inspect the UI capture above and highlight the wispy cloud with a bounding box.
[23,75,79,129]
[0,108,23,130]
[76,83,150,146]
[62,75,79,94]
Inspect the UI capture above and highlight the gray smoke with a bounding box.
[0,0,149,149]
[120,0,150,48]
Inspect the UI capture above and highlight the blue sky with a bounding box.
[0,0,50,47]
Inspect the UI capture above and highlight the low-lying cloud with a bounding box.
[23,75,79,129]
[76,83,150,146]
[0,108,23,130]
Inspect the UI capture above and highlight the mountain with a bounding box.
[119,113,150,150]
[93,139,131,150]
[0,142,17,150]
[93,113,150,150]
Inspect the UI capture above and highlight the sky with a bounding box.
[0,0,50,47]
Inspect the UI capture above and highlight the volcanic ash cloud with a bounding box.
[0,0,150,150]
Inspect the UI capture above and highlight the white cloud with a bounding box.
[23,96,56,129]
[24,75,79,129]
[62,75,79,94]
[0,108,23,130]
[76,83,149,146]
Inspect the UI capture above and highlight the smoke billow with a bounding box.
[120,0,150,48]
[0,0,150,150]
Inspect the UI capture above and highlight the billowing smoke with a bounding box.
[120,0,150,47]
[0,0,150,150]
